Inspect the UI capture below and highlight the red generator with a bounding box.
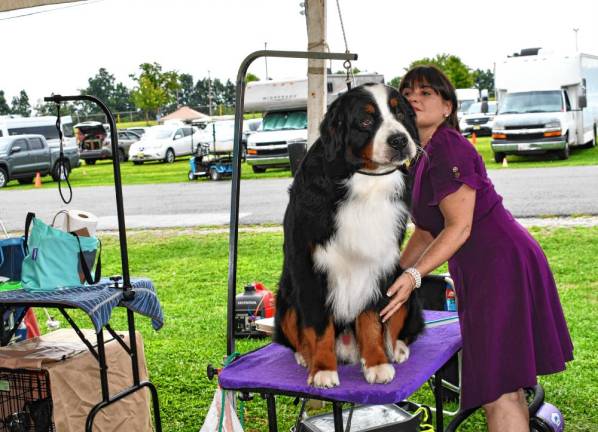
[234,282,275,338]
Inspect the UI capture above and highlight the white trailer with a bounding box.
[243,73,384,173]
[492,50,598,161]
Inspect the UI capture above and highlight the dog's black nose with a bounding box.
[388,133,408,149]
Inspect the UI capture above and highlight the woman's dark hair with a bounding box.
[398,65,460,132]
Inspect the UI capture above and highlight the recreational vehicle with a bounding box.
[244,73,384,173]
[492,49,598,161]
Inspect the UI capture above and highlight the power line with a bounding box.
[0,0,104,22]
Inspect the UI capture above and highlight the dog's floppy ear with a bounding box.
[319,96,347,162]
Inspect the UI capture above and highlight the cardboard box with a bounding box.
[0,329,152,431]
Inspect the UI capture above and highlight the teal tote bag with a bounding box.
[21,212,101,292]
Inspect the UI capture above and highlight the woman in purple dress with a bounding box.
[380,66,573,431]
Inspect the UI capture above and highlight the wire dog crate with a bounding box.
[0,368,55,432]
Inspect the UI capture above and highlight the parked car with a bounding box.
[0,134,79,187]
[75,122,140,164]
[128,125,201,164]
[459,101,498,137]
[126,126,151,137]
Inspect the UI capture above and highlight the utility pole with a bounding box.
[304,0,327,148]
[264,42,269,80]
[208,70,213,117]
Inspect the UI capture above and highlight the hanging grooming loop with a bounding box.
[50,100,73,204]
[44,94,133,299]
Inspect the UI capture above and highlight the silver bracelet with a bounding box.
[404,267,422,289]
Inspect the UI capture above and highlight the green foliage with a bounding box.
[407,54,474,88]
[473,68,495,97]
[389,76,401,89]
[0,90,10,115]
[246,73,260,83]
[79,67,133,114]
[130,62,181,120]
[10,90,31,117]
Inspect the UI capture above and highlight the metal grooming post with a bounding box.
[227,50,357,357]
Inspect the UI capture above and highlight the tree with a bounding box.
[406,54,474,88]
[130,62,180,121]
[0,90,9,115]
[473,68,495,98]
[246,73,260,83]
[80,67,133,114]
[389,76,401,89]
[10,90,31,117]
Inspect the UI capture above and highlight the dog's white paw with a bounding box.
[393,340,410,364]
[309,370,340,388]
[363,363,395,384]
[294,352,307,367]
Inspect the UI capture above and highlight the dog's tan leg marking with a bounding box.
[281,308,309,367]
[356,311,395,384]
[302,322,339,388]
[385,304,410,363]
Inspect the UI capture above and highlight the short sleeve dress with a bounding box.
[410,125,574,410]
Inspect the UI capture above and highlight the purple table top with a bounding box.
[219,311,461,404]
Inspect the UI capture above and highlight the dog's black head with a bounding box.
[319,83,419,172]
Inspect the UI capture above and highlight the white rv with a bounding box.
[0,115,77,149]
[244,73,384,173]
[492,49,598,161]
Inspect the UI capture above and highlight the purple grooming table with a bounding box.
[219,310,461,405]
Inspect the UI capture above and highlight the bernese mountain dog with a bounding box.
[274,83,425,388]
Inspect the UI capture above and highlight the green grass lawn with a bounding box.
[44,225,597,431]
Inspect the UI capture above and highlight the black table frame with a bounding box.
[0,93,162,431]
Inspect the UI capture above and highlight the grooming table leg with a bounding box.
[332,402,343,432]
[266,394,278,432]
[434,372,444,431]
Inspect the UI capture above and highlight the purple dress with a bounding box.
[410,125,573,410]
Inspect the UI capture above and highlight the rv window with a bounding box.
[498,91,563,114]
[262,111,307,131]
[563,91,571,112]
[8,125,59,140]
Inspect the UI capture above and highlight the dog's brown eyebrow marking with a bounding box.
[364,103,376,114]
[389,98,399,108]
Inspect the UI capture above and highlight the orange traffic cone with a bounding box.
[471,132,477,145]
[34,172,42,188]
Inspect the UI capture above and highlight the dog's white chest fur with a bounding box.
[313,172,408,323]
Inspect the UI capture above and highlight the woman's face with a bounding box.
[401,83,452,130]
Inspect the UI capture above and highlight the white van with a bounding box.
[492,49,598,161]
[244,73,384,173]
[0,115,77,149]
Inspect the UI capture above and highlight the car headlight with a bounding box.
[545,121,561,129]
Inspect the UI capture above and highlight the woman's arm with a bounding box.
[399,226,435,269]
[381,183,475,322]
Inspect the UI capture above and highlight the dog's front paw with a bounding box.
[363,363,395,384]
[294,352,307,367]
[393,340,410,364]
[308,370,340,388]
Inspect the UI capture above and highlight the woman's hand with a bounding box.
[380,272,416,323]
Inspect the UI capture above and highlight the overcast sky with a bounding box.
[1,0,597,107]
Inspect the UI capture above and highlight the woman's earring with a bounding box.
[444,113,449,118]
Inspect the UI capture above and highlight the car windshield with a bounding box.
[466,101,498,115]
[0,139,10,151]
[498,91,563,114]
[262,111,307,131]
[143,127,174,140]
[459,100,475,112]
